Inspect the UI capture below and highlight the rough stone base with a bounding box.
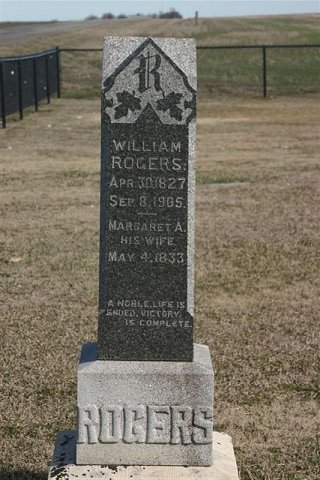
[76,342,214,466]
[48,430,239,479]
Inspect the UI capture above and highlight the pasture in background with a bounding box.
[1,15,319,127]
[1,14,319,480]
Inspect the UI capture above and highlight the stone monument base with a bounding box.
[77,342,214,466]
[48,430,239,479]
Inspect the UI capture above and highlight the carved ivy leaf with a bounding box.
[115,90,142,119]
[104,99,114,110]
[114,104,129,119]
[168,105,183,122]
[156,92,183,121]
[184,95,196,112]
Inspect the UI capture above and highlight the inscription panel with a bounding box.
[99,38,196,361]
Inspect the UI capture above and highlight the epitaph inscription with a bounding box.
[99,38,196,361]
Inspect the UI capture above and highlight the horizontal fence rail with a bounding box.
[196,44,320,97]
[1,44,319,127]
[0,47,61,128]
[59,43,320,99]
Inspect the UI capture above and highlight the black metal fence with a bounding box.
[0,48,60,128]
[196,44,320,97]
[1,44,319,128]
[59,43,320,99]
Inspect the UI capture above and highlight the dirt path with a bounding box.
[1,21,92,46]
[0,18,186,48]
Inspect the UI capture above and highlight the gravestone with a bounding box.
[77,36,212,466]
[98,37,196,362]
[48,36,239,478]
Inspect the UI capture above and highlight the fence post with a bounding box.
[45,54,51,104]
[17,60,23,120]
[0,62,6,128]
[56,46,61,98]
[32,57,38,111]
[262,46,267,98]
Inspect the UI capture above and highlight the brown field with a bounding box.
[1,93,319,479]
[2,14,319,55]
[1,12,320,480]
[2,15,319,101]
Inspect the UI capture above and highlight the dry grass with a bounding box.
[2,15,319,99]
[1,94,319,479]
[2,15,320,55]
[1,14,320,479]
[195,96,320,479]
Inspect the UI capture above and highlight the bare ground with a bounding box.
[0,95,320,479]
[1,21,86,46]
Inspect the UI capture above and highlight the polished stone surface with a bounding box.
[99,37,197,361]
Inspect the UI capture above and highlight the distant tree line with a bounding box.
[85,9,182,21]
[159,9,182,19]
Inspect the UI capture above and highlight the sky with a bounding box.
[1,0,319,22]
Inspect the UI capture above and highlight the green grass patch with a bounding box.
[61,88,100,99]
[3,425,20,439]
[58,41,320,98]
[283,381,320,399]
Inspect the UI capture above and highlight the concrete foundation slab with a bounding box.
[48,430,239,479]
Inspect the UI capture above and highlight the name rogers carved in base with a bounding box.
[78,404,213,445]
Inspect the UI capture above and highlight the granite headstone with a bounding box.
[46,37,239,474]
[98,37,197,361]
[74,38,214,466]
